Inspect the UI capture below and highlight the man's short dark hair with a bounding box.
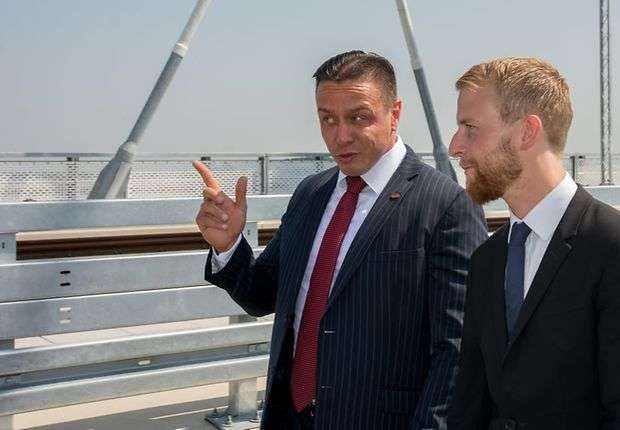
[313,50,397,106]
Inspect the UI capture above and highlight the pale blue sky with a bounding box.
[1,0,617,155]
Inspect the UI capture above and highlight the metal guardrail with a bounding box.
[0,152,618,202]
[1,188,619,429]
[0,195,290,430]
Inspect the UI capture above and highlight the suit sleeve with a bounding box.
[203,179,304,317]
[412,189,488,429]
[204,226,281,317]
[446,252,492,429]
[598,240,620,430]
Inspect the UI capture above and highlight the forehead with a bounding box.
[315,79,383,108]
[457,86,501,121]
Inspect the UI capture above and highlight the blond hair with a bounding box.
[456,57,573,153]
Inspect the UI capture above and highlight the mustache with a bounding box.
[459,158,477,169]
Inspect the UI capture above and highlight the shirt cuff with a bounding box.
[211,234,243,273]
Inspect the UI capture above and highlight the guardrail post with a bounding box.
[243,222,259,248]
[66,156,79,200]
[259,155,269,195]
[209,314,261,429]
[575,154,585,184]
[0,339,16,430]
[0,234,16,264]
[568,155,577,180]
[227,378,258,416]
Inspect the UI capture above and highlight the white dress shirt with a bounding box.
[212,137,407,351]
[508,173,578,297]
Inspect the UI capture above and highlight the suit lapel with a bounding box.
[326,147,423,309]
[503,187,592,359]
[282,169,338,310]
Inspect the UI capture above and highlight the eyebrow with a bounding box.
[317,105,373,114]
[457,118,476,125]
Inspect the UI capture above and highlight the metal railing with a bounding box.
[0,152,618,202]
[0,195,291,430]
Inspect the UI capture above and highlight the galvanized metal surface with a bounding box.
[226,378,258,418]
[1,248,262,301]
[0,191,276,425]
[4,343,268,393]
[600,0,613,184]
[0,355,268,416]
[0,234,16,264]
[0,285,244,339]
[395,0,457,182]
[0,251,209,301]
[0,415,13,430]
[0,322,272,376]
[0,195,289,233]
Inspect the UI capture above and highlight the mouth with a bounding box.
[460,162,474,173]
[335,152,357,163]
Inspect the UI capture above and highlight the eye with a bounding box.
[464,123,476,135]
[351,113,370,124]
[321,115,335,125]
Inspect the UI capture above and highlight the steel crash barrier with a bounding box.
[0,195,290,430]
[1,187,619,430]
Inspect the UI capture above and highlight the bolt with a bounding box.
[250,409,261,423]
[222,414,233,427]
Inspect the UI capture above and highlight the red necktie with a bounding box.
[290,175,366,412]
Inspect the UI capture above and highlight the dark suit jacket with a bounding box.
[448,187,620,430]
[206,147,487,429]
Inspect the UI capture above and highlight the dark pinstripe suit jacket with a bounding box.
[205,147,487,429]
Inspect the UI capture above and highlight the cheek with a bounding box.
[320,125,335,143]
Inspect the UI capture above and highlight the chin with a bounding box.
[338,165,364,177]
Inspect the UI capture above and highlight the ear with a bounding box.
[390,99,402,133]
[519,114,542,151]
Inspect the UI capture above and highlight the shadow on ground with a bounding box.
[26,396,231,430]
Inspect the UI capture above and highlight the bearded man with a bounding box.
[447,57,620,430]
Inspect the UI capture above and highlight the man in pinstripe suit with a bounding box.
[193,51,487,429]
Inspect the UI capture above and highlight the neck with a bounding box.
[503,152,566,219]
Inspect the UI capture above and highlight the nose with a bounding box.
[448,131,463,158]
[335,123,354,145]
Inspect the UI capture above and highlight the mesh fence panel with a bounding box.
[1,153,618,201]
[0,160,79,202]
[127,159,262,199]
[268,158,336,194]
[566,154,620,186]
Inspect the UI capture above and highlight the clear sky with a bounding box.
[1,0,617,155]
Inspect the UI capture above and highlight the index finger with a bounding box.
[192,160,221,192]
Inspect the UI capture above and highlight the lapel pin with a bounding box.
[389,192,401,200]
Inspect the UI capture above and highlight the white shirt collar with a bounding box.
[336,136,407,195]
[509,172,578,241]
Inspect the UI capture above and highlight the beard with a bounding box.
[463,136,523,205]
